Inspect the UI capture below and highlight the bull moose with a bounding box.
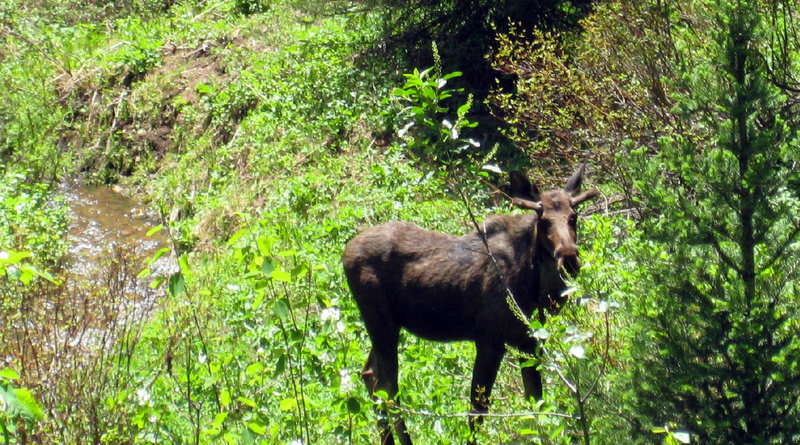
[342,167,599,444]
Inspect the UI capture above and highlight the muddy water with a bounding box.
[61,179,175,291]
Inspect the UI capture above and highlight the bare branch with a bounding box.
[396,405,578,420]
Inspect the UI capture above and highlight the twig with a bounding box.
[182,43,210,59]
[105,91,128,156]
[192,0,228,22]
[581,311,611,405]
[453,183,530,327]
[396,405,578,420]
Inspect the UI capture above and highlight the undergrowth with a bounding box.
[6,1,796,444]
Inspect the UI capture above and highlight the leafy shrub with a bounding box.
[390,54,477,161]
[0,170,69,263]
[234,0,269,16]
[618,2,800,441]
[488,2,675,188]
[110,17,164,81]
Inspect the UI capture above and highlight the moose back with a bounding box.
[342,167,598,445]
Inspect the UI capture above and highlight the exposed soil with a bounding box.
[57,39,231,177]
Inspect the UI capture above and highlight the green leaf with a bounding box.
[241,428,256,445]
[227,228,247,245]
[273,299,289,320]
[259,257,275,276]
[146,224,164,237]
[220,390,231,407]
[246,362,263,377]
[550,423,566,439]
[1,386,44,422]
[270,269,292,283]
[0,369,19,380]
[256,236,271,256]
[392,87,410,97]
[346,397,361,414]
[208,411,228,431]
[252,291,264,310]
[279,398,296,411]
[238,396,257,408]
[149,276,166,289]
[443,71,462,80]
[149,247,170,264]
[178,254,190,274]
[248,421,266,435]
[277,249,297,258]
[168,272,185,298]
[274,354,286,377]
[4,250,32,264]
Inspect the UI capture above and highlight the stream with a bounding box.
[60,179,176,312]
[7,181,177,382]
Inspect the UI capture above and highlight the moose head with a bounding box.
[510,166,599,277]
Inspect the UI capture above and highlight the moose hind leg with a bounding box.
[361,334,412,445]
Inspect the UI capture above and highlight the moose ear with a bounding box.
[509,170,542,212]
[564,165,586,194]
[565,165,599,206]
[509,170,540,201]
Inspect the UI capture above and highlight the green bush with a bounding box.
[0,368,44,443]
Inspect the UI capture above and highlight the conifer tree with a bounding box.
[626,1,800,442]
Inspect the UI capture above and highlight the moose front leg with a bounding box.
[518,340,543,401]
[468,342,505,444]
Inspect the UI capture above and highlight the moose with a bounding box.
[342,167,599,444]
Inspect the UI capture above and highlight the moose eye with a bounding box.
[568,215,578,226]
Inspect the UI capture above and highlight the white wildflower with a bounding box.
[320,307,340,323]
[339,369,354,393]
[136,388,151,406]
